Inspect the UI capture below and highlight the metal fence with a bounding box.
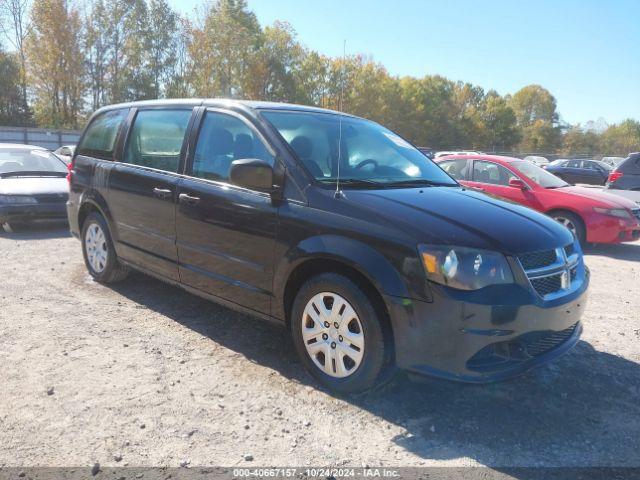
[0,126,81,151]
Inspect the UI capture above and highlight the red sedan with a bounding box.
[436,155,640,244]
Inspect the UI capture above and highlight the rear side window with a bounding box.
[439,160,468,180]
[78,109,128,159]
[620,155,640,173]
[124,109,192,173]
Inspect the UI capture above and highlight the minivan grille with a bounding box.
[530,275,562,297]
[517,244,580,299]
[518,250,556,270]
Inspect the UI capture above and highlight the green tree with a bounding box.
[510,85,561,152]
[561,126,601,156]
[147,0,180,98]
[480,91,520,150]
[188,0,261,97]
[25,0,84,128]
[0,47,29,125]
[600,120,640,155]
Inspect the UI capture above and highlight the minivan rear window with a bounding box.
[78,109,128,159]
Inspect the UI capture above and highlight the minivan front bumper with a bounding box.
[386,268,589,383]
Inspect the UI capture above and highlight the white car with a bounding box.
[54,145,75,164]
[600,156,626,167]
[434,150,483,159]
[523,155,549,166]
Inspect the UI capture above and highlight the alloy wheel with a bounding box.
[555,216,577,237]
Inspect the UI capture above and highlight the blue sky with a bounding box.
[170,0,639,125]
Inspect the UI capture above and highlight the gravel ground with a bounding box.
[1,225,639,468]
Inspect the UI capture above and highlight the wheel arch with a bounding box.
[545,208,587,241]
[274,235,411,324]
[77,192,117,241]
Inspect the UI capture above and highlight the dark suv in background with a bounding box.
[67,99,589,392]
[606,153,640,191]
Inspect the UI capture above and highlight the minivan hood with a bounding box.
[0,177,68,195]
[344,186,573,254]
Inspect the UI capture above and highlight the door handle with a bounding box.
[179,193,201,205]
[153,187,172,199]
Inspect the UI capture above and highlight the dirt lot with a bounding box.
[1,226,639,468]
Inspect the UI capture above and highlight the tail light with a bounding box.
[66,157,75,186]
[607,171,623,184]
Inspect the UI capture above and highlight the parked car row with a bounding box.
[543,158,612,186]
[0,143,69,232]
[437,154,640,244]
[3,99,638,394]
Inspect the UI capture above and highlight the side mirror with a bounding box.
[509,178,527,190]
[229,158,274,192]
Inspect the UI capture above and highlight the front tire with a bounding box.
[291,273,390,393]
[550,210,586,245]
[81,212,129,283]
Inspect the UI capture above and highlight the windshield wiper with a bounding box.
[546,185,570,189]
[384,179,458,188]
[0,171,67,178]
[317,178,387,189]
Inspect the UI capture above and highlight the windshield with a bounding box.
[512,160,568,188]
[261,110,457,187]
[0,148,67,174]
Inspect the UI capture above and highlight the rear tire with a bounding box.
[81,212,129,283]
[550,210,586,245]
[291,273,390,393]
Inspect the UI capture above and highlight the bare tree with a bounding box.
[0,0,31,113]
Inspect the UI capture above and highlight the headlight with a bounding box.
[418,245,514,290]
[593,207,631,219]
[0,195,38,204]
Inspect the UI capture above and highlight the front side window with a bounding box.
[567,160,581,168]
[511,161,568,188]
[438,160,469,180]
[192,111,274,182]
[473,161,517,186]
[261,110,457,187]
[124,109,192,173]
[78,109,128,158]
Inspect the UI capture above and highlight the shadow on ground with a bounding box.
[108,271,640,469]
[583,241,640,261]
[0,222,70,240]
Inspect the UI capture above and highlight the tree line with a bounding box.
[1,0,638,156]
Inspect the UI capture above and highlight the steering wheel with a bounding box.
[354,159,378,170]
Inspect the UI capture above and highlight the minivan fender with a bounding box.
[77,191,117,240]
[272,234,411,320]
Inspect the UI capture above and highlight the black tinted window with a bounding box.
[620,155,640,173]
[78,109,128,158]
[124,109,192,172]
[192,111,273,182]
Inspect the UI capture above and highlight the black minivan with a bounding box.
[67,99,589,392]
